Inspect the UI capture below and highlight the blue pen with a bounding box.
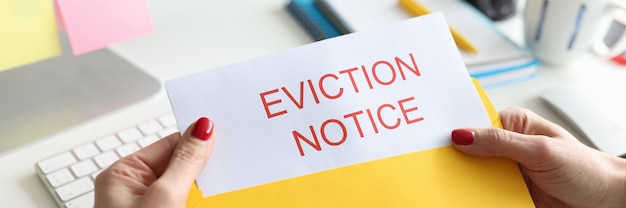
[534,0,548,42]
[567,4,586,50]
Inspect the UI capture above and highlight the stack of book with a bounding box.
[286,0,539,89]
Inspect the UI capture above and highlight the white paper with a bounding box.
[165,13,491,197]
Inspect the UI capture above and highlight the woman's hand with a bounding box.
[94,117,215,208]
[452,107,626,208]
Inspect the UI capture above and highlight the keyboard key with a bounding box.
[38,152,77,174]
[73,143,100,160]
[158,127,178,138]
[95,135,122,152]
[138,119,163,135]
[117,127,143,143]
[46,168,74,187]
[93,151,120,169]
[56,177,93,202]
[158,114,177,127]
[116,143,140,157]
[70,160,98,178]
[65,191,94,208]
[138,135,160,148]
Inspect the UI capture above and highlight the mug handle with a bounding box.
[593,2,626,58]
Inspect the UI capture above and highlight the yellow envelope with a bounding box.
[186,78,533,207]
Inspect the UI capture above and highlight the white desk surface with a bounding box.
[3,0,626,207]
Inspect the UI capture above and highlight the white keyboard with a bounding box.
[35,114,179,208]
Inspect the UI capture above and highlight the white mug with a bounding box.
[524,0,626,65]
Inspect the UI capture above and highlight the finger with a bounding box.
[499,107,571,138]
[95,132,180,185]
[451,128,557,169]
[121,132,181,178]
[157,117,215,191]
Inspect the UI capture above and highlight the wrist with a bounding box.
[605,156,626,207]
[617,158,626,205]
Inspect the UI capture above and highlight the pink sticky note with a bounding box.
[55,0,154,55]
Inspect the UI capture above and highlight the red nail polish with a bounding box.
[192,117,213,141]
[451,129,474,145]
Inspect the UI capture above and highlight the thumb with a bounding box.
[159,117,215,192]
[451,128,553,168]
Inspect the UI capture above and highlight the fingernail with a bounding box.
[192,117,213,141]
[451,129,474,145]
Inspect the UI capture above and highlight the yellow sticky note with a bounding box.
[185,79,533,208]
[0,0,61,71]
